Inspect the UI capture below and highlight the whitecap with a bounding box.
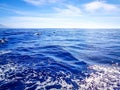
[0,50,11,55]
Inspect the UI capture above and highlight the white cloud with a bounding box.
[84,1,118,12]
[23,0,62,6]
[55,5,82,16]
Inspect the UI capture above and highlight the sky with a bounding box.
[0,0,120,28]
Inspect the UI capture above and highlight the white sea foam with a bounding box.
[0,63,120,90]
[79,64,120,90]
[0,63,24,81]
[0,63,16,81]
[33,65,120,90]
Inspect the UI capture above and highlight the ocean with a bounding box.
[0,28,120,90]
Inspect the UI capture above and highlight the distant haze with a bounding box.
[0,24,8,28]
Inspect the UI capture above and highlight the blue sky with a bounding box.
[0,0,120,28]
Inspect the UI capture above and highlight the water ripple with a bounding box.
[0,29,120,89]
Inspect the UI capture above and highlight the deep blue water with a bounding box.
[0,28,120,90]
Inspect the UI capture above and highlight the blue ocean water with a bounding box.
[0,28,120,90]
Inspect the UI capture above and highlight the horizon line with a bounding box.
[0,27,120,29]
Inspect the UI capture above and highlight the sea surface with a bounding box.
[0,28,120,90]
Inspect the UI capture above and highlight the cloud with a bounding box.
[55,5,82,16]
[84,1,118,12]
[23,0,62,6]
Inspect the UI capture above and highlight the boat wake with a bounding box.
[0,63,120,90]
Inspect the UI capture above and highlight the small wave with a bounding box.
[0,50,11,55]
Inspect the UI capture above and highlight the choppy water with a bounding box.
[0,28,120,90]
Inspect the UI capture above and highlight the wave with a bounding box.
[0,50,11,55]
[0,29,120,89]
